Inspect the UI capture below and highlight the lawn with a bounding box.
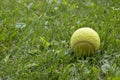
[0,0,120,80]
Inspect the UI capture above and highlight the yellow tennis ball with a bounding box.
[70,27,100,56]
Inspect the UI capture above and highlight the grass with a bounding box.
[0,0,120,80]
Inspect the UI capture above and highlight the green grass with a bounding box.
[0,0,120,80]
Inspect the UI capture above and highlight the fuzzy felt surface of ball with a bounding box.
[70,27,100,56]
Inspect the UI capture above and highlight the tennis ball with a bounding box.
[70,27,100,56]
